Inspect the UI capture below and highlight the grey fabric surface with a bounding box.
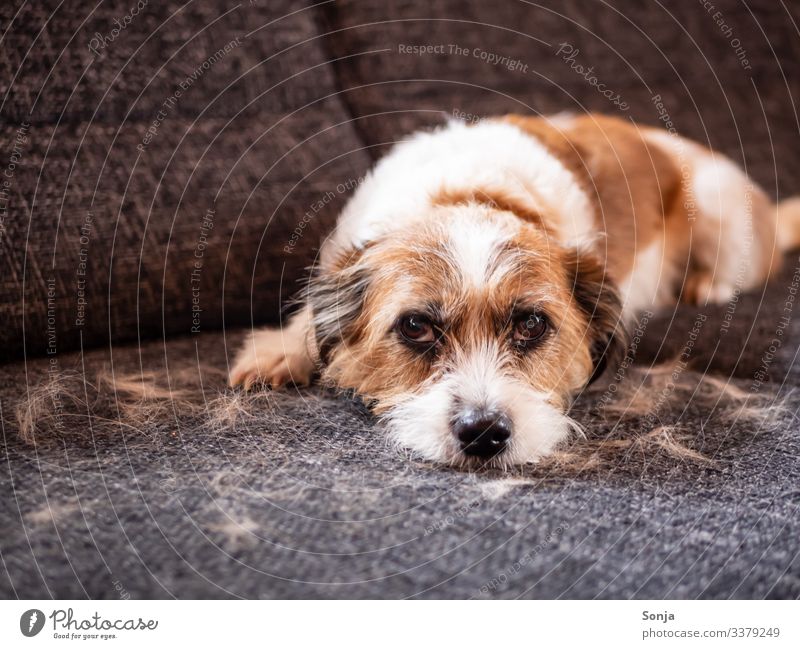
[2,0,800,598]
[1,255,800,598]
[0,0,370,361]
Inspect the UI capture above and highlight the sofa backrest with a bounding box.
[0,0,370,361]
[319,0,800,194]
[3,0,799,361]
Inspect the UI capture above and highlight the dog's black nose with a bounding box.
[453,410,512,458]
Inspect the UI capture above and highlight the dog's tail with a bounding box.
[776,197,800,251]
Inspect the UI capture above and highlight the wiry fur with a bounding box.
[12,361,787,478]
[225,112,794,468]
[381,340,586,470]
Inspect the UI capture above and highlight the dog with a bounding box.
[229,113,800,468]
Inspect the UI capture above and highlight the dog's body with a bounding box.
[231,113,800,467]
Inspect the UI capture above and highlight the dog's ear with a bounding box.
[564,247,628,385]
[303,248,371,365]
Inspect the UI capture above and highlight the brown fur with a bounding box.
[432,186,553,233]
[306,204,620,414]
[503,114,683,284]
[504,113,783,304]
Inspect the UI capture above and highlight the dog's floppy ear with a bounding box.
[303,248,371,365]
[564,247,627,385]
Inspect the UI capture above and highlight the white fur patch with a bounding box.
[692,156,761,290]
[618,238,672,316]
[324,119,595,267]
[478,478,534,500]
[383,342,578,467]
[645,128,771,302]
[446,213,514,287]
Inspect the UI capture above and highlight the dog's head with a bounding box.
[307,202,624,467]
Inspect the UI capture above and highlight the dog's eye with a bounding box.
[398,314,436,344]
[513,312,548,345]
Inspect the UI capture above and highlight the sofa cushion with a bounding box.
[320,0,800,195]
[0,0,371,361]
[2,256,799,598]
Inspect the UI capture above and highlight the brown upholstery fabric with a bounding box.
[0,0,371,361]
[320,0,800,195]
[2,0,800,361]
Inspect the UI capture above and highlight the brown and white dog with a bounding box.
[230,113,800,468]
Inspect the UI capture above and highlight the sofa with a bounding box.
[1,0,799,598]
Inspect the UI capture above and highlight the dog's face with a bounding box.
[309,204,623,467]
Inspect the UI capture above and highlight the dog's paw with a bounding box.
[682,271,734,306]
[229,328,314,390]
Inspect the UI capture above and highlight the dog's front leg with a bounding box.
[228,304,316,390]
